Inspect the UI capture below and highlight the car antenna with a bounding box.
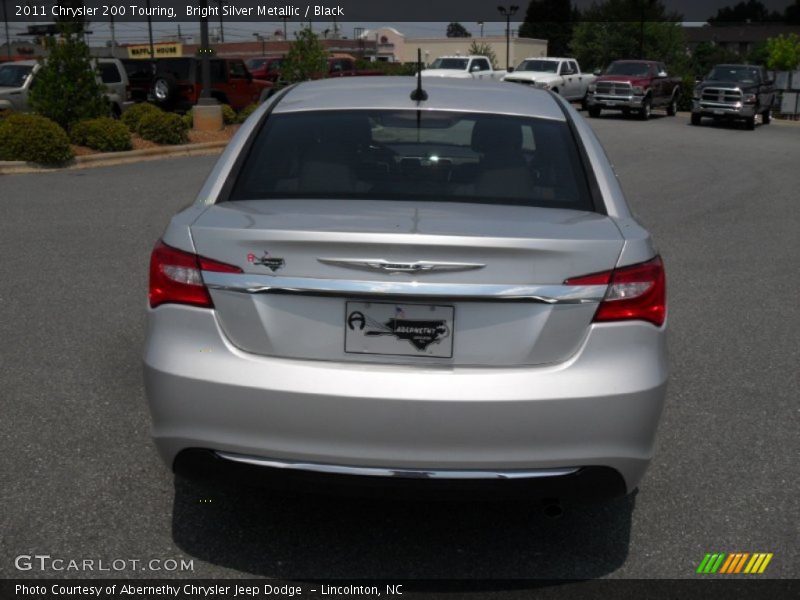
[410,48,428,102]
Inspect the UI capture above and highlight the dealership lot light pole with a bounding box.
[497,5,519,71]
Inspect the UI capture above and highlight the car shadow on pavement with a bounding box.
[171,475,635,579]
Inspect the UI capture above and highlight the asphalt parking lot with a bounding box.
[1,112,798,580]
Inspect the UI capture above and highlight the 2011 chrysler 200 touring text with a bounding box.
[144,77,667,500]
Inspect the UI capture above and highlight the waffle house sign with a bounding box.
[128,43,183,59]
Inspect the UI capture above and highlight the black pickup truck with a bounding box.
[691,64,775,130]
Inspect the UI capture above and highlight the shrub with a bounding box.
[182,110,194,129]
[677,74,696,112]
[121,102,162,133]
[0,108,11,121]
[70,117,132,152]
[137,111,188,145]
[237,104,258,123]
[0,113,74,164]
[28,23,107,129]
[221,103,237,125]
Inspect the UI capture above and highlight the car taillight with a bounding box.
[149,240,242,309]
[564,256,666,326]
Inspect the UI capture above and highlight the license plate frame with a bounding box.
[344,301,455,358]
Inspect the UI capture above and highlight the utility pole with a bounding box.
[477,21,484,38]
[109,14,116,58]
[199,0,212,100]
[281,16,288,39]
[2,0,12,60]
[215,0,225,43]
[497,5,519,71]
[146,0,154,58]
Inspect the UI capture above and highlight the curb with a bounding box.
[0,141,228,175]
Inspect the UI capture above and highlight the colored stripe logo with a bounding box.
[697,552,773,574]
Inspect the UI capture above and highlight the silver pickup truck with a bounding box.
[421,55,507,80]
[0,59,133,116]
[504,57,596,107]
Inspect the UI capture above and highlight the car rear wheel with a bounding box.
[762,108,771,125]
[691,113,702,126]
[638,98,651,120]
[588,106,601,118]
[580,92,588,111]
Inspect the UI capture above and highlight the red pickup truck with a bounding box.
[586,60,681,120]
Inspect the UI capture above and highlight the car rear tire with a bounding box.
[762,108,771,125]
[152,74,178,109]
[745,115,756,130]
[691,113,702,126]
[638,98,651,120]
[588,106,601,118]
[666,95,677,116]
[580,93,588,111]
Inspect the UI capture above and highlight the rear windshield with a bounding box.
[228,110,593,211]
[707,66,760,84]
[429,58,469,70]
[517,60,558,73]
[155,58,191,80]
[606,62,652,77]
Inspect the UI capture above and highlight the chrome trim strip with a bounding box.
[215,451,580,480]
[317,257,486,274]
[202,272,607,304]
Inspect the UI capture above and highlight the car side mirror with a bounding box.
[658,71,667,78]
[246,72,253,82]
[593,68,601,76]
[507,66,514,73]
[471,65,481,72]
[765,79,774,86]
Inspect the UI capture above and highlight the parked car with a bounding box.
[144,77,668,502]
[504,57,596,108]
[245,57,284,82]
[586,60,681,120]
[121,58,157,103]
[149,57,272,111]
[0,58,133,116]
[691,64,775,130]
[422,55,507,80]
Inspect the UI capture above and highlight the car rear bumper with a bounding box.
[144,305,668,496]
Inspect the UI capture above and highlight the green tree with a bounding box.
[446,22,471,38]
[708,0,782,24]
[691,41,739,77]
[28,22,107,129]
[518,0,574,57]
[467,41,499,69]
[765,34,800,70]
[570,0,687,73]
[281,27,328,83]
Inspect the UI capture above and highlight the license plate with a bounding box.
[345,301,454,358]
[713,109,725,115]
[605,101,620,106]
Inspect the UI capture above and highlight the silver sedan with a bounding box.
[144,77,667,500]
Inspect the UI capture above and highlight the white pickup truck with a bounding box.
[503,57,596,107]
[421,55,507,80]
